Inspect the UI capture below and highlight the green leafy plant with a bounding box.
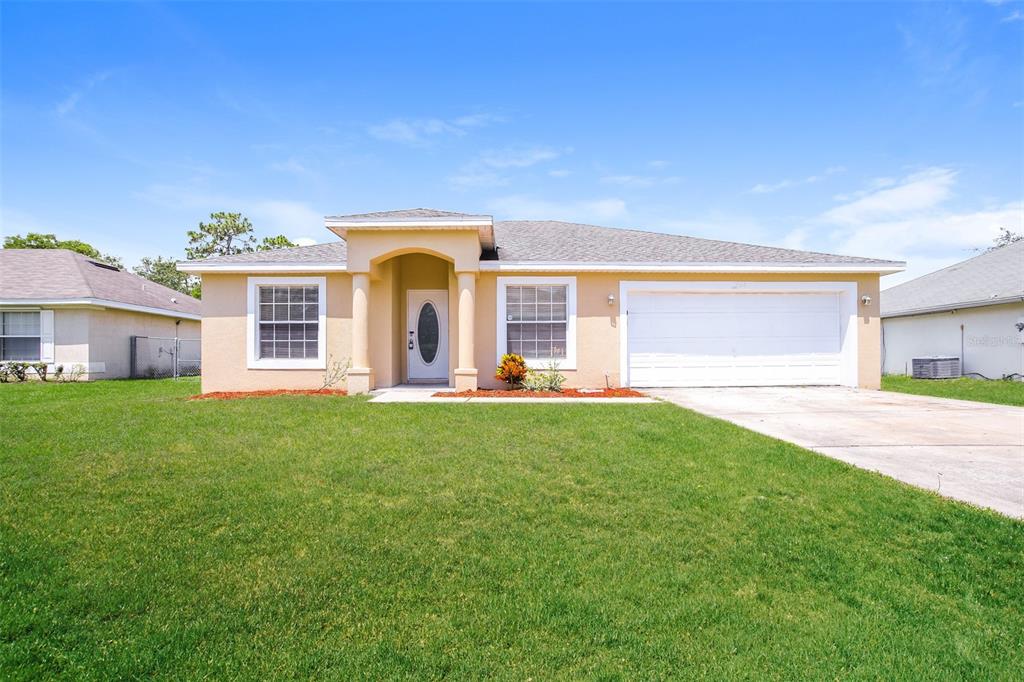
[495,353,528,386]
[0,364,10,383]
[522,361,567,392]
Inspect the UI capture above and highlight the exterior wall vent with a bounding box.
[911,356,962,379]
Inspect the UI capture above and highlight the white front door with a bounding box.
[407,290,448,382]
[626,291,843,387]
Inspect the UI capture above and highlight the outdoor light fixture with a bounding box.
[608,293,616,306]
[861,295,872,306]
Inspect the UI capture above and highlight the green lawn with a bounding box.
[883,374,1024,407]
[1,380,1021,679]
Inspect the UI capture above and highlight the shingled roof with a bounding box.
[325,208,489,221]
[182,211,902,269]
[0,249,200,316]
[881,240,1024,317]
[491,220,899,264]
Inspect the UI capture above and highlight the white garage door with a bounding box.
[626,291,843,387]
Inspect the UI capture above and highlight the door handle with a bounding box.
[408,331,415,350]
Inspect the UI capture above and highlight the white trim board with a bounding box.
[177,262,346,274]
[496,276,577,370]
[0,299,200,321]
[481,261,904,274]
[246,276,328,370]
[617,280,860,388]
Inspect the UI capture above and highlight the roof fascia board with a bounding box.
[881,295,1024,319]
[479,261,905,274]
[177,262,347,273]
[324,219,492,229]
[0,298,200,320]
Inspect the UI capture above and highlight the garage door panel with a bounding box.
[626,291,843,387]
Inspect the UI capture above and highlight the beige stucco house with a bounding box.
[178,209,904,395]
[0,249,200,379]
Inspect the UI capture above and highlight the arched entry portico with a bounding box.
[344,232,480,394]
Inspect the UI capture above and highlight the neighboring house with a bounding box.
[178,209,903,394]
[881,240,1024,380]
[0,249,201,379]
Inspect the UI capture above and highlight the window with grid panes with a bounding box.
[257,285,319,359]
[0,311,41,361]
[504,284,567,361]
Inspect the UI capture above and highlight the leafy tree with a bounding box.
[185,212,257,260]
[133,256,200,298]
[989,228,1023,251]
[258,235,297,251]
[3,232,123,268]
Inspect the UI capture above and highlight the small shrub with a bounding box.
[522,362,567,393]
[0,364,9,383]
[52,365,64,382]
[8,362,29,382]
[320,355,351,390]
[62,364,85,382]
[495,353,528,386]
[32,362,48,382]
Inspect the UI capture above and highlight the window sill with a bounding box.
[247,358,326,370]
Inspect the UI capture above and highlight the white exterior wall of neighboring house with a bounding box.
[1,305,201,379]
[882,301,1024,379]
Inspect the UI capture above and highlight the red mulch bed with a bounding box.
[434,387,645,398]
[189,389,348,401]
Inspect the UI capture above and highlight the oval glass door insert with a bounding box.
[417,302,439,364]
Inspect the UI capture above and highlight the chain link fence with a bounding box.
[130,336,201,379]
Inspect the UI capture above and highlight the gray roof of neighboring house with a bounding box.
[183,211,901,268]
[0,249,201,316]
[881,240,1024,318]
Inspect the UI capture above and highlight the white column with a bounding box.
[454,271,478,391]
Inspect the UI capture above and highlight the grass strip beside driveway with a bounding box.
[883,374,1024,407]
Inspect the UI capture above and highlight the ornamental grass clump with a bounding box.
[495,353,528,386]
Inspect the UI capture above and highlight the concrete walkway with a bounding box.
[368,385,656,404]
[651,387,1024,519]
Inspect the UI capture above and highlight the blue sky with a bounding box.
[2,1,1022,286]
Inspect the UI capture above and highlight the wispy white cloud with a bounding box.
[749,166,846,194]
[487,195,628,223]
[136,181,324,241]
[55,70,114,117]
[821,167,956,225]
[1001,9,1024,22]
[448,169,509,189]
[452,112,506,128]
[647,160,671,169]
[600,174,682,188]
[448,146,567,189]
[368,112,504,145]
[814,167,1023,284]
[548,169,571,178]
[478,146,563,168]
[268,157,314,177]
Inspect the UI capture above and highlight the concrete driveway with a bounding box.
[650,387,1024,519]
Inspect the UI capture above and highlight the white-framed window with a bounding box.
[246,276,327,369]
[1,311,42,361]
[496,276,576,369]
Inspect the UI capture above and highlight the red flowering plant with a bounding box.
[495,353,529,387]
